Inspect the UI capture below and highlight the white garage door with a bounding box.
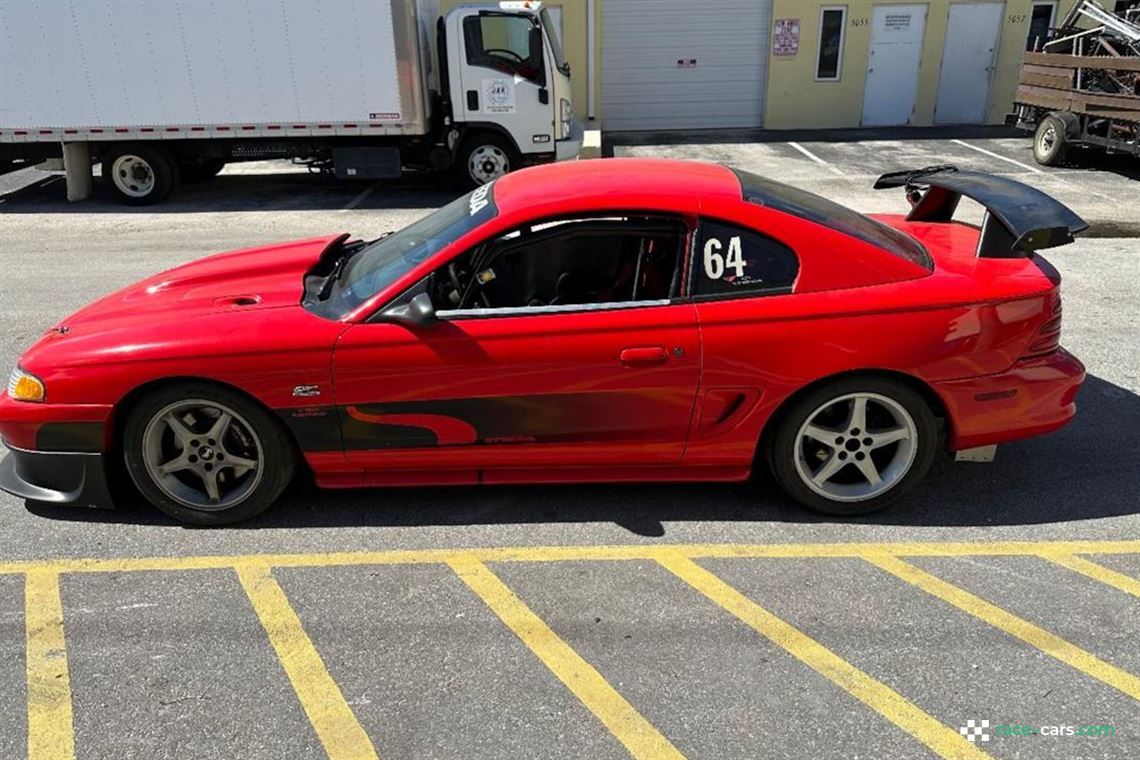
[601,0,772,131]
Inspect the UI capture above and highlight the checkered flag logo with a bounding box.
[959,719,990,743]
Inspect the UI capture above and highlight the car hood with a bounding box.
[18,234,351,372]
[54,234,347,332]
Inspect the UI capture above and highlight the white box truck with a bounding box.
[0,0,581,204]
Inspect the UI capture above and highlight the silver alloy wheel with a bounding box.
[1039,125,1057,155]
[468,144,509,184]
[142,399,264,511]
[793,392,918,503]
[111,154,157,198]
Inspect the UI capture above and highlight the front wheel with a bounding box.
[123,384,295,525]
[456,133,516,189]
[768,377,938,516]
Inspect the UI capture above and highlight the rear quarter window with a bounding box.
[690,219,799,298]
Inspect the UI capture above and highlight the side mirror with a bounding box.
[380,292,437,327]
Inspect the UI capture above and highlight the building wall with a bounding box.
[764,0,1078,129]
[439,0,600,123]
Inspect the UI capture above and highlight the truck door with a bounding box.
[451,11,556,161]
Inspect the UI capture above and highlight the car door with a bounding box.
[332,216,700,478]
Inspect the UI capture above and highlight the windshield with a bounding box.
[334,184,498,313]
[731,168,932,269]
[540,8,569,74]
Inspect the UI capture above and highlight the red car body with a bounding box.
[0,159,1085,512]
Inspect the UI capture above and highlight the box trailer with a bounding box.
[0,0,581,204]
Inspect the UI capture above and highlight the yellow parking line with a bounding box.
[449,555,684,760]
[1039,554,1140,598]
[236,565,379,760]
[865,555,1140,701]
[657,554,992,760]
[25,570,76,760]
[3,540,1140,576]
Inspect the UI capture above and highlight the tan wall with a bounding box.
[764,0,1078,129]
[439,0,600,122]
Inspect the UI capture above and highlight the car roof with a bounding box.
[492,158,743,216]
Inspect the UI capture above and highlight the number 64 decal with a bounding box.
[703,236,745,280]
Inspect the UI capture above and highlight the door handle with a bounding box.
[620,346,669,366]
[466,90,479,111]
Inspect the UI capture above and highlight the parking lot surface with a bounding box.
[2,129,1139,758]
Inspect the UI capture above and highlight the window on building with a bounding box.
[1027,2,1057,51]
[816,6,847,81]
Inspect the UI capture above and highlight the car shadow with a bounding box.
[24,374,1140,535]
[0,168,464,214]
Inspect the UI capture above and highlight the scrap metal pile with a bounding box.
[1039,0,1139,97]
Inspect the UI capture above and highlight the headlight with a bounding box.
[560,98,572,137]
[7,367,45,402]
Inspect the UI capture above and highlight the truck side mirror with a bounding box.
[380,292,437,327]
[529,25,546,86]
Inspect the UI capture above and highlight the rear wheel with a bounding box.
[1033,114,1069,166]
[123,383,294,525]
[768,377,938,516]
[102,144,177,205]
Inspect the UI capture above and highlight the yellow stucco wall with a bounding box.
[439,0,599,122]
[765,0,1078,129]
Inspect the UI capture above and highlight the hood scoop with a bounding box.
[213,294,262,308]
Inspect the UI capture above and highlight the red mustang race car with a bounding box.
[1,159,1086,525]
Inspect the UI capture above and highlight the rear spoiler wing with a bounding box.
[873,166,1088,257]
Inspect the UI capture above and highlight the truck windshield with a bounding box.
[541,8,569,74]
[336,185,498,314]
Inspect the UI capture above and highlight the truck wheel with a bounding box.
[457,133,516,189]
[179,158,226,182]
[102,144,177,205]
[767,377,938,516]
[123,383,295,525]
[1033,114,1069,166]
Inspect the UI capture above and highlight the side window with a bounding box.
[690,220,799,298]
[433,217,685,313]
[463,14,544,84]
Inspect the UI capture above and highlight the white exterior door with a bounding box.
[861,5,929,126]
[935,3,1005,124]
[601,0,772,131]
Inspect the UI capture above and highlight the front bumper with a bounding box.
[556,118,584,161]
[934,348,1086,451]
[0,444,114,508]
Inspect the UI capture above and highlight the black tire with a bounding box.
[455,132,517,190]
[1033,114,1069,166]
[101,144,177,205]
[767,376,938,516]
[122,383,295,525]
[179,158,225,183]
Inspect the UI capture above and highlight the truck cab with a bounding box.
[443,1,581,187]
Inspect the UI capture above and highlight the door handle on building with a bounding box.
[620,346,669,366]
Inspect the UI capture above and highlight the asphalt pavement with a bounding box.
[0,128,1138,759]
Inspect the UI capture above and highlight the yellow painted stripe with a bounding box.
[657,554,991,760]
[449,555,684,760]
[3,540,1140,576]
[865,554,1140,701]
[236,565,379,760]
[25,570,76,760]
[1040,554,1140,598]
